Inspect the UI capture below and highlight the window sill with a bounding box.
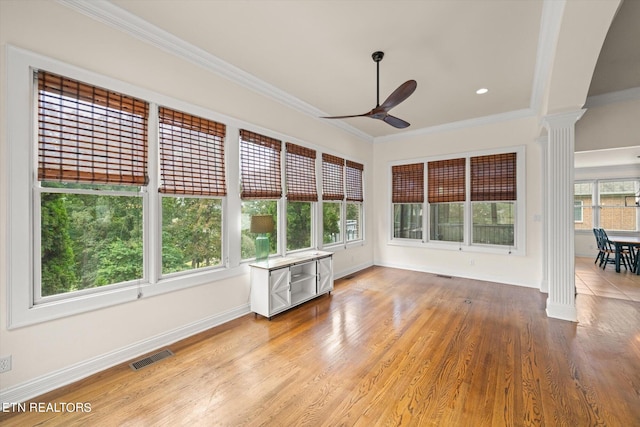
[388,238,522,256]
[9,266,247,329]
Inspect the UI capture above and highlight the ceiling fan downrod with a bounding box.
[372,51,384,107]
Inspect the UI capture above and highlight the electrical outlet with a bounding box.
[0,355,12,373]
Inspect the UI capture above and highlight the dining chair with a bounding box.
[592,228,605,265]
[599,228,631,271]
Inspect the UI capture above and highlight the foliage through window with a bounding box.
[322,154,364,245]
[159,107,226,274]
[470,153,516,246]
[37,71,148,299]
[241,200,278,260]
[10,52,367,325]
[323,202,342,244]
[392,151,520,248]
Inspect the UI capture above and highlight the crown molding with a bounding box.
[373,108,536,144]
[585,86,640,108]
[530,0,566,114]
[55,0,373,142]
[56,0,594,146]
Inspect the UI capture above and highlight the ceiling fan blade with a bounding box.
[383,114,411,129]
[321,113,370,119]
[379,80,417,111]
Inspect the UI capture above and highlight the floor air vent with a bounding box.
[130,349,174,371]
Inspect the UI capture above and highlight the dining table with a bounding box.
[605,234,640,274]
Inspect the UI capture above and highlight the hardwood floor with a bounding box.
[2,266,639,426]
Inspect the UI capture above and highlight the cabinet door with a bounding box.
[269,268,291,313]
[317,256,333,294]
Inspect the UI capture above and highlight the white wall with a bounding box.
[372,116,544,288]
[0,0,373,398]
[577,97,640,152]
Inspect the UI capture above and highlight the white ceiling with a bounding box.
[74,0,638,162]
[109,0,543,139]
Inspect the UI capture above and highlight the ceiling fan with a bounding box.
[322,51,417,129]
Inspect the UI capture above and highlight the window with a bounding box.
[241,200,278,259]
[392,163,423,240]
[428,158,465,243]
[574,179,639,232]
[322,154,345,246]
[239,130,282,260]
[599,180,638,231]
[470,153,516,246]
[346,203,363,241]
[322,154,344,201]
[346,160,364,242]
[321,155,365,246]
[286,143,318,251]
[158,107,226,274]
[37,70,149,300]
[574,200,584,223]
[390,149,523,252]
[323,202,342,244]
[574,182,593,229]
[7,48,367,326]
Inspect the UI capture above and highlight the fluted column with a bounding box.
[542,109,585,322]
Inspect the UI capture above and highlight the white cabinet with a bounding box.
[250,251,333,319]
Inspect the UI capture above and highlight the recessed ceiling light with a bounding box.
[476,88,489,95]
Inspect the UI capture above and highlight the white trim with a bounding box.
[0,303,250,404]
[52,0,574,146]
[0,259,365,404]
[387,146,526,255]
[55,0,372,143]
[575,163,640,180]
[5,46,368,328]
[334,261,374,280]
[530,0,566,113]
[373,260,539,290]
[374,109,535,144]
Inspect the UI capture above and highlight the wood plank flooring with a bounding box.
[2,266,639,426]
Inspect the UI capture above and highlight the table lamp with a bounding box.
[250,215,274,262]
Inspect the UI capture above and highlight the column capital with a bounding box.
[541,109,586,129]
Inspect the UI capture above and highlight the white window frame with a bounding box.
[345,201,364,244]
[6,47,366,327]
[319,155,366,251]
[574,178,640,232]
[388,146,525,255]
[5,47,241,328]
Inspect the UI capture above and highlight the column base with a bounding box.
[546,298,577,322]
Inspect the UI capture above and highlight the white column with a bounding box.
[541,109,585,322]
[537,135,549,294]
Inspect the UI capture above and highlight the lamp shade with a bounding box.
[250,215,274,234]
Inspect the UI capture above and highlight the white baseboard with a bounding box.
[0,303,250,405]
[334,261,374,280]
[1,262,372,404]
[373,260,539,289]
